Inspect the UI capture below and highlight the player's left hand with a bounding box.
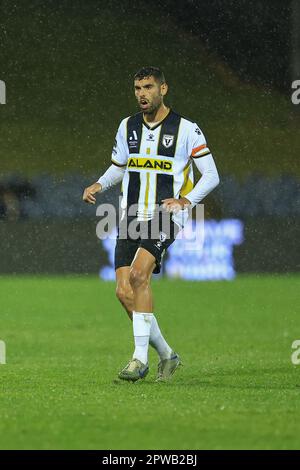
[162,197,191,213]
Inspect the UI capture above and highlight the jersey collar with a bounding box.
[142,108,172,131]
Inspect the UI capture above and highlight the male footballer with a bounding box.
[83,66,219,382]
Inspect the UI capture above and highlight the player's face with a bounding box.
[134,76,167,114]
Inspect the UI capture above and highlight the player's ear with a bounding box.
[160,83,168,96]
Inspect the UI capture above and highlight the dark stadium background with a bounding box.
[1,0,299,276]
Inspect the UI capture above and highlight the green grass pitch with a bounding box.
[0,275,299,450]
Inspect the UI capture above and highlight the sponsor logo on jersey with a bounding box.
[127,158,173,171]
[128,130,138,148]
[147,133,155,141]
[162,134,174,148]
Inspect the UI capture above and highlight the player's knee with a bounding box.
[116,286,132,305]
[129,267,148,290]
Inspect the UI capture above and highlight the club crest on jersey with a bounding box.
[162,134,174,148]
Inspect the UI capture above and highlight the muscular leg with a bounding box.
[122,248,155,364]
[115,267,134,320]
[116,250,173,366]
[129,248,156,312]
[116,248,156,317]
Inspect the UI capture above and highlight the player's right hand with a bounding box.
[82,182,102,204]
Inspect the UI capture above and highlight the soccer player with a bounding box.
[83,66,219,382]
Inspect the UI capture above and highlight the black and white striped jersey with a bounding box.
[111,109,212,221]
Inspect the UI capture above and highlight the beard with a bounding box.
[139,99,161,115]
